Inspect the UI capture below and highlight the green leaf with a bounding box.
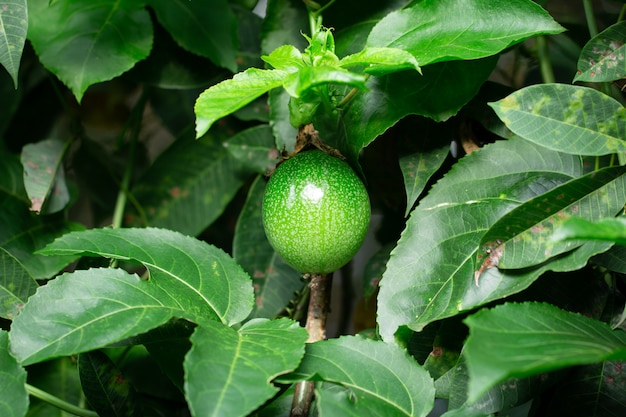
[129,132,250,236]
[377,138,590,340]
[316,57,497,166]
[339,47,421,76]
[137,319,194,392]
[282,65,367,99]
[463,302,626,401]
[184,318,308,417]
[367,0,564,66]
[490,84,626,156]
[20,139,70,214]
[25,357,83,416]
[268,88,298,153]
[0,0,27,88]
[399,134,450,217]
[148,0,237,72]
[444,356,555,415]
[9,268,177,366]
[282,336,435,417]
[78,350,142,417]
[260,0,308,55]
[478,165,626,271]
[0,154,83,279]
[224,125,280,175]
[593,245,626,274]
[195,68,285,137]
[0,330,28,417]
[0,247,37,320]
[37,227,254,323]
[262,44,304,72]
[574,21,626,83]
[27,0,153,101]
[233,176,303,319]
[552,216,626,246]
[544,361,626,416]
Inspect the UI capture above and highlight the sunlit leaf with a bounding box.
[27,0,153,101]
[148,0,237,72]
[281,336,435,417]
[20,139,70,214]
[0,330,28,417]
[367,0,564,66]
[552,216,626,246]
[464,302,626,401]
[490,84,626,155]
[282,65,367,98]
[185,318,307,417]
[339,47,421,76]
[232,176,303,320]
[0,0,27,88]
[574,21,626,83]
[195,68,285,137]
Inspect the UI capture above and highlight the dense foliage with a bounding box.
[1,0,626,416]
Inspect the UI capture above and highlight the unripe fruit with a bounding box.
[262,150,370,274]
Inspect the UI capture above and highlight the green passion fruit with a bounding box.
[262,150,370,274]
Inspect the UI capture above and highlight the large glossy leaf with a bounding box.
[0,0,27,88]
[129,132,251,236]
[36,227,254,325]
[377,138,587,340]
[27,0,153,101]
[195,68,286,137]
[78,350,142,417]
[281,336,435,417]
[574,21,626,83]
[316,57,497,167]
[8,268,184,366]
[367,0,564,66]
[0,330,28,417]
[478,165,626,271]
[490,84,626,155]
[464,302,626,401]
[0,247,37,320]
[148,0,237,72]
[0,153,83,279]
[184,318,307,417]
[232,176,303,320]
[20,138,70,214]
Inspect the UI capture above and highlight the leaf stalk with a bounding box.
[26,383,99,417]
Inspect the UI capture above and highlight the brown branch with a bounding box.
[290,273,332,417]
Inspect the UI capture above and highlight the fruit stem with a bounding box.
[290,273,332,417]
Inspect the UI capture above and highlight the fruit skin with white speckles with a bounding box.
[262,150,370,274]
